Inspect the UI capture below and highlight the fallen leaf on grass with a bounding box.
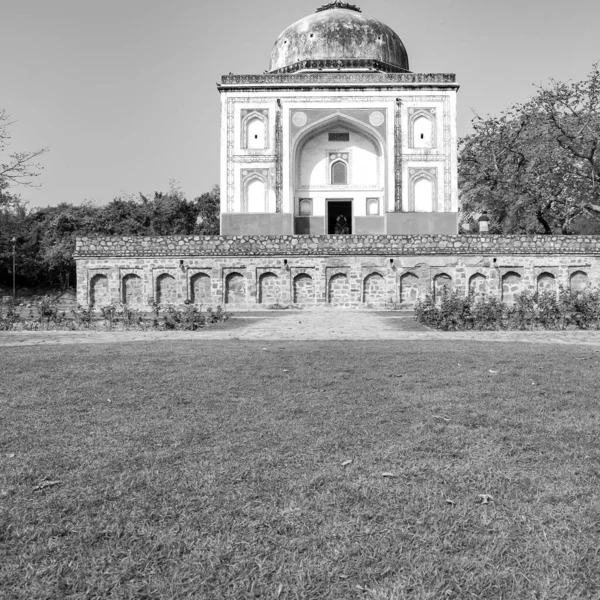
[478,494,493,504]
[382,472,396,478]
[33,480,62,492]
[341,459,353,467]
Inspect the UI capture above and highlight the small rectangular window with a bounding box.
[329,132,350,142]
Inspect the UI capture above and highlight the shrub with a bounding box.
[470,295,506,330]
[415,286,600,331]
[71,305,94,329]
[0,301,20,331]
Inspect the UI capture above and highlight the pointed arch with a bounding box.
[537,272,556,295]
[330,159,348,185]
[469,273,487,298]
[409,109,437,149]
[400,272,419,304]
[570,271,588,293]
[409,168,438,212]
[502,271,522,304]
[241,110,269,150]
[433,273,452,303]
[292,113,386,192]
[241,171,269,212]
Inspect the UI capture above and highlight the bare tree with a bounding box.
[0,109,48,206]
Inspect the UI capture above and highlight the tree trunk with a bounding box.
[584,202,600,216]
[536,211,553,234]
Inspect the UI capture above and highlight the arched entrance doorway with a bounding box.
[292,114,386,235]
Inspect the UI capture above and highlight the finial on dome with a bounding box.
[316,0,362,13]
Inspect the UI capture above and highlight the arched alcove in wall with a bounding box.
[258,272,280,304]
[400,273,419,304]
[502,272,522,304]
[570,271,588,292]
[293,273,314,304]
[537,273,556,295]
[242,174,268,212]
[409,170,437,212]
[242,111,268,150]
[191,273,211,305]
[156,273,177,305]
[363,272,386,305]
[409,110,436,149]
[328,273,349,305]
[122,274,143,305]
[469,273,487,298]
[433,273,452,303]
[225,272,246,305]
[90,274,109,306]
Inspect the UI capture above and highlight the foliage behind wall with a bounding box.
[0,186,220,290]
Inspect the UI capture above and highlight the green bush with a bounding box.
[415,286,600,331]
[0,298,231,332]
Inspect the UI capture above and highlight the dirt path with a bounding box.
[2,310,600,347]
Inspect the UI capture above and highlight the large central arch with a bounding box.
[291,113,387,206]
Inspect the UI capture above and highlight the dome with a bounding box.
[269,1,409,74]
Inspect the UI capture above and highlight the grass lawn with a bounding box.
[1,340,599,599]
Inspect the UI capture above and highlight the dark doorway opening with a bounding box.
[327,200,353,234]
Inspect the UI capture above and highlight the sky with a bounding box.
[2,0,599,209]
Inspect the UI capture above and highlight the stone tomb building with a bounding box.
[75,2,600,309]
[219,1,458,237]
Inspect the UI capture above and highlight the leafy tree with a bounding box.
[193,185,220,235]
[460,65,600,234]
[0,184,221,291]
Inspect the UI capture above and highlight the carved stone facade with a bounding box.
[218,4,458,236]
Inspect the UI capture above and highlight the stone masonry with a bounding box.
[75,235,600,310]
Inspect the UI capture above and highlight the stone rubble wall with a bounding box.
[75,235,600,309]
[75,234,600,258]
